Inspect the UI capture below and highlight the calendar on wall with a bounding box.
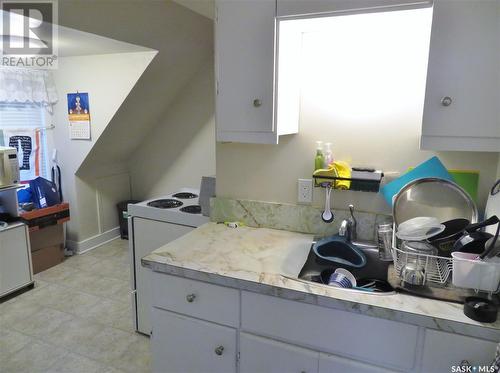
[67,92,91,140]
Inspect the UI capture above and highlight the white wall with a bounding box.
[129,61,216,199]
[217,142,498,214]
[50,51,156,243]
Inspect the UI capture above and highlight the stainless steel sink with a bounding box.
[296,238,395,294]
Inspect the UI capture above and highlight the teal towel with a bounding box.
[380,156,453,206]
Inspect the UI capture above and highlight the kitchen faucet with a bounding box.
[339,204,357,242]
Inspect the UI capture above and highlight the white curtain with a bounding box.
[0,68,58,106]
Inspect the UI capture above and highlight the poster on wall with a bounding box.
[67,92,91,140]
[2,128,42,182]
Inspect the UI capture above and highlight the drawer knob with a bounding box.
[214,346,224,356]
[186,294,196,303]
[253,99,262,107]
[441,96,452,106]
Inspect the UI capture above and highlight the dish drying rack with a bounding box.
[391,229,453,286]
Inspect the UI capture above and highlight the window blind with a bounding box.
[0,103,49,180]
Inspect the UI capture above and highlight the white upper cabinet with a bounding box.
[277,0,432,17]
[216,0,277,144]
[215,0,300,144]
[421,0,500,152]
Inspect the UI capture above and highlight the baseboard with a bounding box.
[66,227,121,254]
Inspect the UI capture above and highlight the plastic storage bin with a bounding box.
[117,200,140,240]
[451,252,500,292]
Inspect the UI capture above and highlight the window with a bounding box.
[0,103,50,182]
[277,7,433,137]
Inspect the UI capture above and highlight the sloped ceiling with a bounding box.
[57,25,154,57]
[172,0,215,19]
[55,0,214,175]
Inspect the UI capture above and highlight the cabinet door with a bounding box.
[421,0,500,151]
[421,329,498,373]
[239,333,319,373]
[277,0,432,17]
[215,0,278,144]
[0,224,31,297]
[319,353,398,373]
[151,308,237,373]
[133,217,193,335]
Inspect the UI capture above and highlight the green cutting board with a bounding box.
[449,170,479,203]
[407,167,479,202]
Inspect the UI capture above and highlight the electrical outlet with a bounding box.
[298,179,313,203]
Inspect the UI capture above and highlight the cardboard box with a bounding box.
[31,243,64,274]
[29,224,65,274]
[20,204,70,274]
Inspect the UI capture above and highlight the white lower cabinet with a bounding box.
[239,333,319,373]
[241,291,418,371]
[319,353,398,373]
[150,274,498,373]
[0,223,32,298]
[151,307,237,373]
[421,329,498,373]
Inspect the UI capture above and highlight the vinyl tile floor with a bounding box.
[0,238,151,373]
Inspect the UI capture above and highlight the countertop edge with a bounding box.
[142,258,500,342]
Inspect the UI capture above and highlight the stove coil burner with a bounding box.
[147,199,183,209]
[179,205,202,214]
[172,192,198,199]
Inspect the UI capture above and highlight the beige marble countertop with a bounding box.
[142,223,500,341]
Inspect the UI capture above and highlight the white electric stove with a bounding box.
[128,188,209,335]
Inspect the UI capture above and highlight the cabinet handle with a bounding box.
[186,294,196,303]
[441,96,452,106]
[214,346,224,356]
[253,99,262,107]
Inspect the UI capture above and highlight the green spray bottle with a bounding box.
[314,141,324,171]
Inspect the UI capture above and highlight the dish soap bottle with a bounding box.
[315,141,324,171]
[323,142,334,168]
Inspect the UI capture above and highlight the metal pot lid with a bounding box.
[392,178,478,227]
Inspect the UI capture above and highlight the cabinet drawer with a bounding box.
[241,291,418,371]
[151,272,239,327]
[152,308,237,373]
[421,329,498,373]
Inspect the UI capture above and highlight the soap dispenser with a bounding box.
[323,142,334,168]
[315,141,324,171]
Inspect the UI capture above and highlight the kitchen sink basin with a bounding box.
[297,238,395,294]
